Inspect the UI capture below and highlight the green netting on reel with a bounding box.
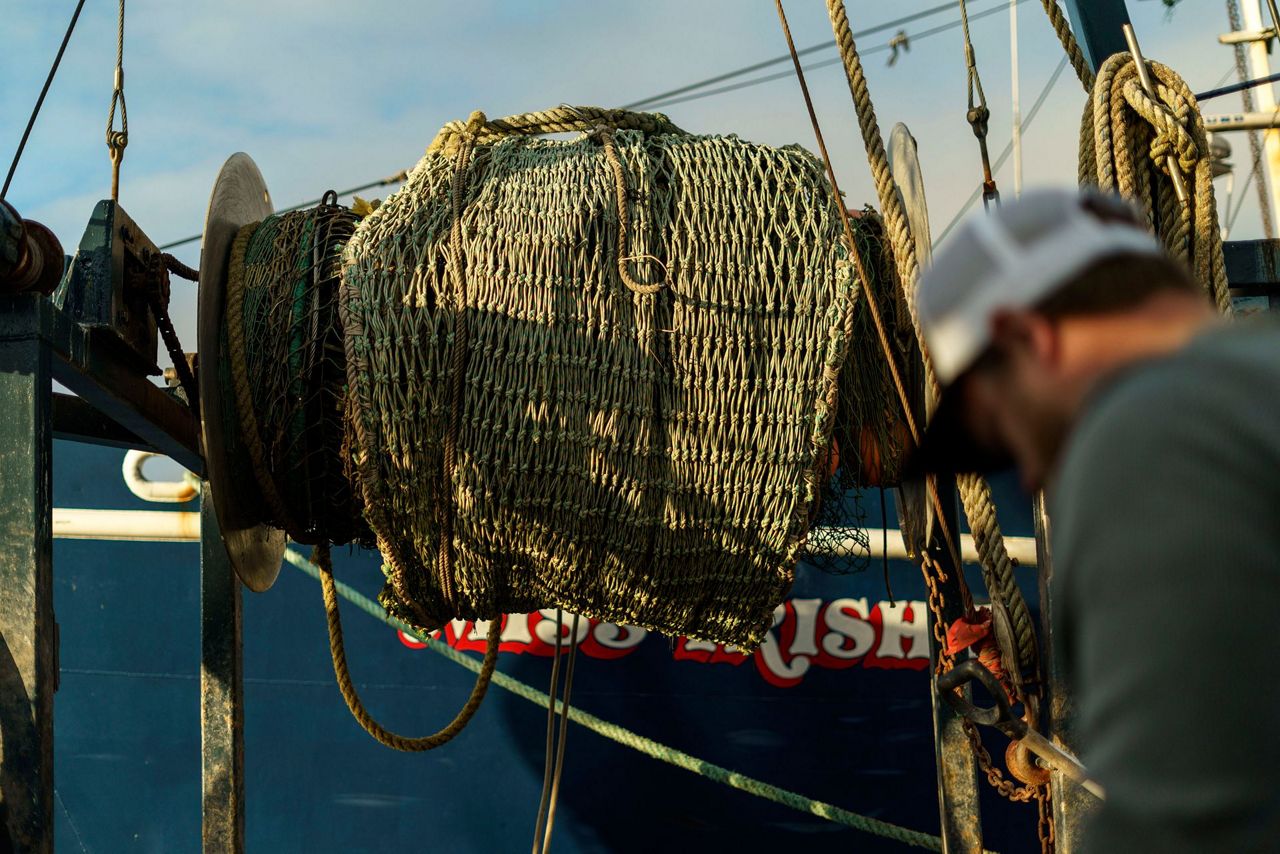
[223,200,367,546]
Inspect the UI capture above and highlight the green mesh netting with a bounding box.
[339,113,870,648]
[230,202,366,545]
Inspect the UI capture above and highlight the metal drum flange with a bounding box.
[198,153,285,591]
[889,122,934,557]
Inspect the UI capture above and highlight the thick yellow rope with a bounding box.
[599,128,667,295]
[428,106,683,158]
[1039,0,1095,91]
[823,0,1039,680]
[313,544,501,751]
[224,220,302,536]
[1082,54,1232,313]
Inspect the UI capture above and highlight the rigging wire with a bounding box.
[639,0,1030,113]
[622,0,963,111]
[1,0,88,202]
[158,2,1022,252]
[106,0,128,202]
[958,0,1000,205]
[157,171,408,251]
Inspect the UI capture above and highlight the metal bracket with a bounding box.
[51,200,165,377]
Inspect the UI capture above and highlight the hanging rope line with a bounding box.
[531,609,568,853]
[283,548,992,853]
[1,0,87,202]
[533,613,579,854]
[773,0,963,576]
[1038,0,1095,91]
[936,55,1072,245]
[809,4,1052,846]
[816,0,1039,685]
[312,544,501,751]
[106,0,128,202]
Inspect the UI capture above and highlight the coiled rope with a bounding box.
[1080,54,1232,313]
[1034,1,1230,313]
[284,548,994,853]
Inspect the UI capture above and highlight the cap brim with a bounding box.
[903,379,1013,478]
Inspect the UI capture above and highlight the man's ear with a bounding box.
[989,309,1058,367]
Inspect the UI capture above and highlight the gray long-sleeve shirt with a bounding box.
[1052,319,1280,852]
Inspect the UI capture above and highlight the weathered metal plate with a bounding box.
[888,123,934,558]
[198,153,284,592]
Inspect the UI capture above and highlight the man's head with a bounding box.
[911,188,1218,491]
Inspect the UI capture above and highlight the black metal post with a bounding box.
[0,297,54,853]
[927,477,984,853]
[200,493,245,852]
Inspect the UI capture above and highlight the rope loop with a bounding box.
[1120,77,1200,177]
[427,105,684,157]
[597,128,666,296]
[314,544,501,752]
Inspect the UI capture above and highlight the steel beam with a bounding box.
[1033,494,1092,852]
[0,296,200,474]
[927,480,985,853]
[200,494,245,853]
[1063,0,1132,71]
[0,307,55,853]
[51,391,157,452]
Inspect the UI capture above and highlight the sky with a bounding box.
[0,0,1261,355]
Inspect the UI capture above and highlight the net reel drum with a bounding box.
[197,153,283,591]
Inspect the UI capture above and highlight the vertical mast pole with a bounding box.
[1011,0,1023,196]
[1240,0,1280,230]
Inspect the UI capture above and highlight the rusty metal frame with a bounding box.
[925,477,985,853]
[0,235,242,849]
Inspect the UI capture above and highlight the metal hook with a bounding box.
[936,659,1106,800]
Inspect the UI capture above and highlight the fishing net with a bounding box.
[339,107,886,647]
[220,107,908,649]
[806,210,916,575]
[225,199,368,546]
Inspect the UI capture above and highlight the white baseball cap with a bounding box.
[908,187,1165,475]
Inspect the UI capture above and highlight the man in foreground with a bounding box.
[910,188,1280,851]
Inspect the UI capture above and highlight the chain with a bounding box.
[921,550,952,673]
[1036,784,1056,853]
[106,0,128,202]
[147,255,198,418]
[923,548,1054,853]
